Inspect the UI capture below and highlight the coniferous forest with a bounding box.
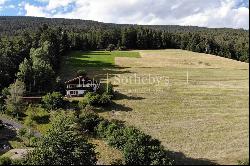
[0,16,249,91]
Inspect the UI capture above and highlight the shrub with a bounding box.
[238,159,249,165]
[0,102,5,114]
[122,128,172,165]
[25,113,97,165]
[83,113,174,165]
[122,127,149,165]
[83,91,113,107]
[99,92,112,106]
[29,136,38,147]
[11,159,25,165]
[148,146,173,165]
[106,127,126,150]
[123,140,147,165]
[78,99,88,110]
[118,46,127,51]
[1,87,10,99]
[94,115,173,165]
[84,92,100,106]
[84,105,96,112]
[96,119,110,138]
[18,127,35,146]
[42,92,64,111]
[18,128,28,138]
[78,112,104,133]
[96,120,129,150]
[64,100,80,111]
[0,157,12,165]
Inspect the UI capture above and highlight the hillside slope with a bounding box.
[92,49,248,165]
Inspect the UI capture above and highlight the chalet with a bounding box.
[65,76,99,97]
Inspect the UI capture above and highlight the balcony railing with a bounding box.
[67,84,97,89]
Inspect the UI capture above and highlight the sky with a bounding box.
[0,0,249,29]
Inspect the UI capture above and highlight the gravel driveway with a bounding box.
[0,116,41,137]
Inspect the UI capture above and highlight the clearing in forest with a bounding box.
[61,49,249,165]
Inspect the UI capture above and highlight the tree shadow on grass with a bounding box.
[96,102,133,113]
[61,63,133,82]
[0,127,17,151]
[68,59,114,68]
[84,52,112,56]
[65,51,114,68]
[91,67,134,82]
[33,115,50,124]
[167,151,218,165]
[113,91,145,101]
[110,102,133,112]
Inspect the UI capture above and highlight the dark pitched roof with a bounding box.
[65,76,98,85]
[65,76,86,84]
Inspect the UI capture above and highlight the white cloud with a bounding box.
[180,0,249,29]
[46,0,75,10]
[24,0,249,29]
[34,0,49,2]
[18,2,25,7]
[25,3,48,17]
[6,4,15,8]
[0,0,7,5]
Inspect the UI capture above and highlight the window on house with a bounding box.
[69,84,76,88]
[70,91,78,95]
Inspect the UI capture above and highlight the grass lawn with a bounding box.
[60,49,249,165]
[59,50,140,81]
[24,107,51,135]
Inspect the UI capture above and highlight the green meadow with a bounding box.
[59,50,140,80]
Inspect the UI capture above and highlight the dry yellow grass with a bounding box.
[95,49,249,165]
[90,138,123,165]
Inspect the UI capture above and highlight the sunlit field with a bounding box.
[62,49,249,165]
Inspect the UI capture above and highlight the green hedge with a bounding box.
[79,112,173,165]
[81,92,112,107]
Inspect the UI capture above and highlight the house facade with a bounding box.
[65,76,99,97]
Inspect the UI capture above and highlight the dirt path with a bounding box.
[0,116,41,137]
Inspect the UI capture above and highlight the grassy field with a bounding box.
[59,50,140,81]
[61,49,249,165]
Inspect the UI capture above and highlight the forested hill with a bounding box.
[0,16,248,35]
[0,16,249,91]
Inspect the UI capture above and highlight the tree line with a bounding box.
[0,16,249,93]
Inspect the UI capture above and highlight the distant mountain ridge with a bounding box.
[0,16,248,36]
